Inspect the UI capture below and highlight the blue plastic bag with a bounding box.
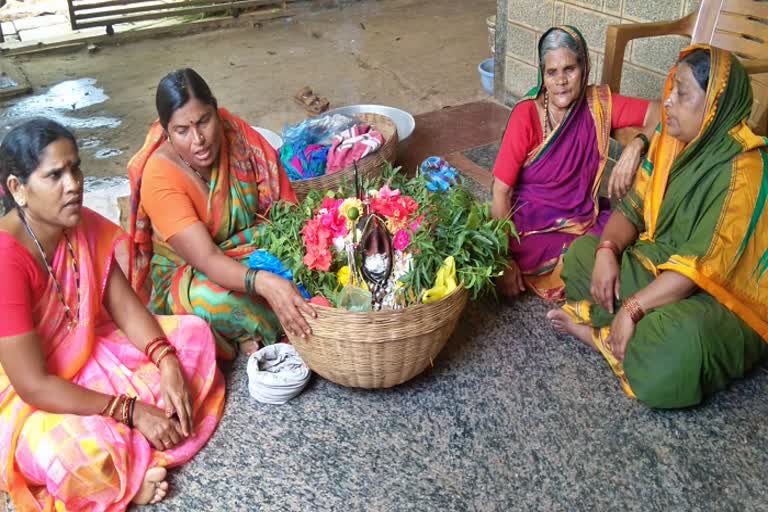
[248,250,311,299]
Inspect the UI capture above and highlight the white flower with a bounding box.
[333,236,347,253]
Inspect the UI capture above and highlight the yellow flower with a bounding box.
[339,198,364,220]
[336,265,368,290]
[337,265,352,287]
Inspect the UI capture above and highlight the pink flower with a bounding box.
[310,296,333,307]
[303,245,332,271]
[378,185,401,199]
[393,229,411,251]
[409,214,424,233]
[320,197,343,211]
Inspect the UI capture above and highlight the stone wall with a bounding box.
[493,0,702,104]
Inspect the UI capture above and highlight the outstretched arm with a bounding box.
[168,222,315,338]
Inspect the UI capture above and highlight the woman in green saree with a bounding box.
[547,45,768,408]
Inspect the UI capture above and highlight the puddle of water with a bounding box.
[94,148,122,159]
[78,136,102,149]
[2,78,121,130]
[0,75,19,90]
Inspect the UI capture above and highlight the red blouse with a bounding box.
[0,233,46,337]
[492,94,650,188]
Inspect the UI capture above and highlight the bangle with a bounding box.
[127,396,137,428]
[121,395,131,426]
[155,345,177,367]
[634,132,650,156]
[245,268,261,295]
[623,295,646,323]
[107,395,122,419]
[101,395,117,416]
[595,240,621,259]
[145,337,168,359]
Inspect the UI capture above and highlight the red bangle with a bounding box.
[595,240,621,258]
[623,295,646,323]
[145,337,168,358]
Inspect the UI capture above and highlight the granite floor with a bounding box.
[144,160,768,511]
[146,294,768,512]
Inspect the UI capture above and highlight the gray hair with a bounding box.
[539,29,582,69]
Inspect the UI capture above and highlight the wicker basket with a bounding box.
[289,113,399,201]
[286,287,469,388]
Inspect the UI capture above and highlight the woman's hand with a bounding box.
[605,307,636,362]
[607,137,644,199]
[498,259,525,297]
[254,272,316,338]
[591,250,620,313]
[133,401,186,451]
[159,356,194,437]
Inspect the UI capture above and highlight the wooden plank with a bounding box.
[73,0,278,28]
[75,0,275,19]
[723,0,768,19]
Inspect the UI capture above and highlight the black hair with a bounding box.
[680,49,710,93]
[155,68,218,130]
[0,118,77,209]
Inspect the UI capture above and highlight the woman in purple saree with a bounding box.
[491,26,660,301]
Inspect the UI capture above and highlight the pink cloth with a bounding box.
[326,124,384,174]
[0,209,225,512]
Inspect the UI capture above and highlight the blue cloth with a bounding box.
[280,114,360,181]
[248,250,311,299]
[419,156,459,192]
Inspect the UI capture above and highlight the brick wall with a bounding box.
[494,0,702,104]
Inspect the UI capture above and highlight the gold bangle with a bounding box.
[121,395,130,425]
[107,395,122,419]
[156,346,177,367]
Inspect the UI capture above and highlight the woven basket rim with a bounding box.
[308,286,465,317]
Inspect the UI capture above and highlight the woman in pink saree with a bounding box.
[0,118,225,511]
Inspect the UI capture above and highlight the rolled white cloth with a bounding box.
[247,344,311,405]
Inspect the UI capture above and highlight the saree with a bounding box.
[0,208,225,511]
[559,45,768,408]
[128,108,297,360]
[507,26,613,301]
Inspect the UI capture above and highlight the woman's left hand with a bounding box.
[159,356,194,438]
[605,307,636,362]
[607,137,644,199]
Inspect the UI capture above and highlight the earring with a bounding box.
[17,198,26,207]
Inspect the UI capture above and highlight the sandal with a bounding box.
[293,86,330,117]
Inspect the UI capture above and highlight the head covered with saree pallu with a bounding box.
[508,25,613,299]
[618,44,768,338]
[128,106,296,359]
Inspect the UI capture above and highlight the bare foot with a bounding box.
[546,309,597,351]
[240,339,260,356]
[132,467,168,505]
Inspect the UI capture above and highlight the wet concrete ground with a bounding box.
[0,0,495,178]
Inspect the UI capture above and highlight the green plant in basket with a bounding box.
[255,164,517,308]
